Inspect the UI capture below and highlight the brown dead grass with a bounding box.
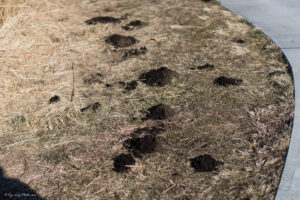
[0,0,294,199]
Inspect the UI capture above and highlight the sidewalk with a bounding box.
[218,0,300,199]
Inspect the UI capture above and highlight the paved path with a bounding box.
[218,1,300,199]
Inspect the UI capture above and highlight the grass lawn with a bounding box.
[0,0,294,199]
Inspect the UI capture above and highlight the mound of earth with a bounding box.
[122,47,147,59]
[190,154,223,172]
[49,95,60,104]
[85,16,120,25]
[214,76,243,86]
[80,102,100,112]
[123,135,158,157]
[122,20,144,31]
[124,80,138,91]
[139,67,178,86]
[113,153,135,173]
[233,38,245,44]
[145,104,176,120]
[130,123,166,137]
[105,34,138,48]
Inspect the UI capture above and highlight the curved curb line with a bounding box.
[217,1,300,199]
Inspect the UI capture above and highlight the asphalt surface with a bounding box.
[218,1,300,199]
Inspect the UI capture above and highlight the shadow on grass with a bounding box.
[0,167,43,199]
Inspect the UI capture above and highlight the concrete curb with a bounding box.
[217,1,300,199]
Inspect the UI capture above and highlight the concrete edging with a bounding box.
[217,1,300,199]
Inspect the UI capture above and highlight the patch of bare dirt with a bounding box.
[190,154,223,172]
[105,34,138,48]
[214,76,243,86]
[85,16,121,25]
[145,104,176,120]
[139,67,178,86]
[113,153,135,173]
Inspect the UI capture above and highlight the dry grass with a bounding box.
[0,0,294,199]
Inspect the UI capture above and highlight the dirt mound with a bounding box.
[122,20,144,31]
[123,135,158,157]
[105,34,138,48]
[49,95,60,104]
[233,38,245,44]
[124,80,138,91]
[122,47,147,59]
[80,102,100,112]
[139,67,178,86]
[190,154,223,172]
[113,153,135,173]
[145,104,176,120]
[194,64,215,70]
[85,16,120,25]
[214,76,243,86]
[130,123,166,137]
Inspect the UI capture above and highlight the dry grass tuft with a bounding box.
[0,0,294,199]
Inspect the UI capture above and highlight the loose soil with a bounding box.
[85,16,121,25]
[145,104,176,120]
[49,95,60,104]
[113,153,135,173]
[124,80,138,91]
[233,38,246,44]
[80,102,100,112]
[214,76,243,86]
[105,34,138,48]
[190,154,224,172]
[122,47,147,59]
[139,67,178,86]
[129,123,166,137]
[122,20,144,31]
[123,135,158,157]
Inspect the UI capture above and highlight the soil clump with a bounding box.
[80,102,100,112]
[123,135,158,157]
[214,76,243,86]
[105,34,138,48]
[190,154,223,172]
[85,16,120,25]
[113,153,135,173]
[139,67,178,86]
[49,95,60,104]
[145,104,176,120]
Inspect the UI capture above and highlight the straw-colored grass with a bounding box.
[0,0,294,199]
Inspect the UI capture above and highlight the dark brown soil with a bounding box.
[233,38,246,44]
[105,34,138,48]
[49,95,60,104]
[214,76,243,87]
[122,47,147,59]
[130,123,166,137]
[80,102,100,112]
[123,135,158,157]
[139,67,178,86]
[145,104,176,120]
[105,83,113,88]
[122,20,144,31]
[124,80,138,91]
[190,154,223,172]
[197,64,215,70]
[83,74,103,85]
[113,153,135,173]
[85,16,121,25]
[201,0,212,2]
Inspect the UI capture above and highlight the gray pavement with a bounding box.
[218,1,300,199]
